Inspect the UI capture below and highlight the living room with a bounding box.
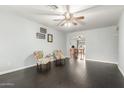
[0,5,124,89]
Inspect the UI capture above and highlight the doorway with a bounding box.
[69,35,86,60]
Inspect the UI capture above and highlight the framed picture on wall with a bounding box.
[40,27,47,34]
[47,34,53,43]
[36,32,45,39]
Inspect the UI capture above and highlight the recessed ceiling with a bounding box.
[0,5,124,32]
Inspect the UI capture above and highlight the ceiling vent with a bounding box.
[48,5,58,10]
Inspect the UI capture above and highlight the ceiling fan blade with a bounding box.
[66,5,70,13]
[61,22,66,26]
[59,20,68,26]
[53,19,64,21]
[72,22,78,25]
[74,16,85,20]
[71,19,78,26]
[56,19,65,26]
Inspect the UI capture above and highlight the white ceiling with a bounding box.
[0,5,124,32]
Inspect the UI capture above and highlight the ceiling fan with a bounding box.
[36,5,97,27]
[53,5,85,27]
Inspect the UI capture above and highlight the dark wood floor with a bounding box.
[0,58,124,88]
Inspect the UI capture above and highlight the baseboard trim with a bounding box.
[118,65,124,77]
[86,59,117,64]
[0,64,36,76]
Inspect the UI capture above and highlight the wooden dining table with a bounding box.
[70,48,84,59]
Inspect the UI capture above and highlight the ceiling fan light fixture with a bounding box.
[64,23,67,27]
[64,21,71,27]
[65,12,70,19]
[68,22,71,27]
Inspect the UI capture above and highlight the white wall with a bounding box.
[66,26,118,63]
[0,12,66,74]
[118,11,124,75]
